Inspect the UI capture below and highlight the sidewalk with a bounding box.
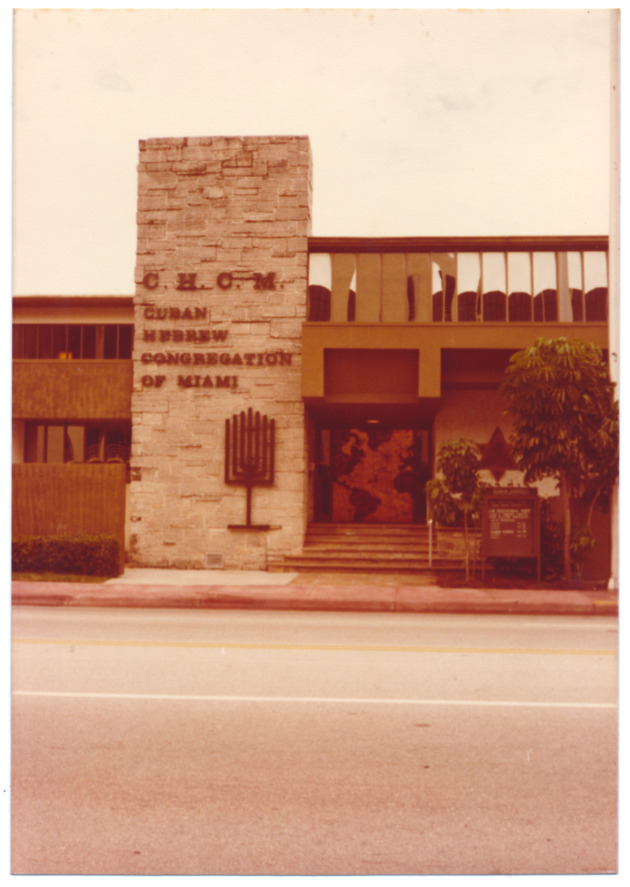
[11,568,618,616]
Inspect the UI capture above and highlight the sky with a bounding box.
[11,6,616,296]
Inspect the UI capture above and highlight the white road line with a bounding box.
[12,690,617,709]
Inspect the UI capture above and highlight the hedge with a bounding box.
[12,534,122,577]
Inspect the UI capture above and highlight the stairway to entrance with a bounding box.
[268,523,480,574]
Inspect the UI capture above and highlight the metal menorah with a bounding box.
[225,408,275,529]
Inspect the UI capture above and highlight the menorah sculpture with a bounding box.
[225,408,275,529]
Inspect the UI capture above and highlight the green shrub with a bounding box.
[12,535,121,577]
[425,478,462,526]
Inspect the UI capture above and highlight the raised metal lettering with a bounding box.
[177,273,197,291]
[142,272,159,290]
[253,272,276,291]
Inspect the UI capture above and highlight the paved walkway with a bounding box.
[11,568,618,616]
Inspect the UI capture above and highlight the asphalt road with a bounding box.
[11,606,618,875]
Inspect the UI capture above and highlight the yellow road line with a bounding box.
[12,638,616,656]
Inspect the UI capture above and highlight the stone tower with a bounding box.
[128,136,312,569]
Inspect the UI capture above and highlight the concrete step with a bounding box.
[305,524,478,542]
[304,540,433,551]
[268,523,480,573]
[285,552,449,565]
[306,524,429,536]
[269,553,475,572]
[268,557,460,574]
[302,540,479,554]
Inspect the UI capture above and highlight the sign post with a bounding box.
[481,487,541,582]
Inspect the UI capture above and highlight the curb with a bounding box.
[11,581,618,617]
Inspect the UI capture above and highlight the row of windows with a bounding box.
[308,282,608,323]
[13,325,134,360]
[307,250,608,323]
[23,423,131,464]
[429,282,607,322]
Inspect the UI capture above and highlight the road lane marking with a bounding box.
[11,638,616,656]
[12,690,617,708]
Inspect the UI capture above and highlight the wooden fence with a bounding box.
[12,464,127,572]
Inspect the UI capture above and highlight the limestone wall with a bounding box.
[128,136,312,569]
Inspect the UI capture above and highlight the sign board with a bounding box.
[481,487,540,580]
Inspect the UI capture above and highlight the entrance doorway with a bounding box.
[313,425,431,523]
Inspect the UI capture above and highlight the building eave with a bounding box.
[308,235,609,253]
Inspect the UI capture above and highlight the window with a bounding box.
[533,252,558,321]
[406,277,416,321]
[456,253,480,321]
[13,324,133,359]
[24,424,85,463]
[24,423,131,464]
[507,253,532,321]
[307,285,331,321]
[583,251,608,321]
[347,289,356,321]
[308,246,608,325]
[481,253,507,321]
[432,256,456,321]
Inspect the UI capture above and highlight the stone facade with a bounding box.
[128,136,312,568]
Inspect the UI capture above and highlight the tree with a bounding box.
[425,438,481,579]
[500,337,618,581]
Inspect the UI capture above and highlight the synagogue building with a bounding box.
[12,136,612,578]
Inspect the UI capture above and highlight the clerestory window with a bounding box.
[13,324,133,359]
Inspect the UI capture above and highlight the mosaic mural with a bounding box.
[331,428,428,523]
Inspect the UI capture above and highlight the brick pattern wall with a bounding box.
[129,136,312,568]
